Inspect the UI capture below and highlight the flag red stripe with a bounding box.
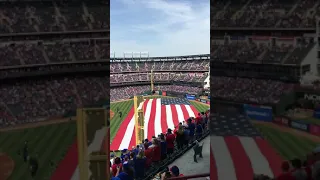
[225,136,254,180]
[255,138,283,177]
[210,147,218,180]
[143,99,149,112]
[170,105,180,128]
[161,105,168,134]
[129,128,136,150]
[189,104,200,117]
[147,99,157,140]
[180,105,190,122]
[110,108,134,150]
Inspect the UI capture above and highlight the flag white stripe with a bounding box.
[165,105,175,130]
[154,99,162,136]
[144,99,153,138]
[175,105,185,123]
[211,136,237,180]
[118,116,135,150]
[185,105,196,118]
[239,137,274,177]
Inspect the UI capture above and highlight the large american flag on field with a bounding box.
[110,98,199,150]
[210,113,284,180]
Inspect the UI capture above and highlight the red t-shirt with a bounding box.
[111,163,122,177]
[195,116,202,124]
[152,146,161,162]
[166,134,175,149]
[304,166,312,180]
[276,172,294,180]
[144,149,152,168]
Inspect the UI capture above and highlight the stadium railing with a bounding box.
[144,130,210,180]
[167,173,210,179]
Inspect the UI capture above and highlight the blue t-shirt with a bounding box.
[188,123,195,136]
[196,124,203,133]
[134,157,146,178]
[112,172,134,180]
[160,141,167,156]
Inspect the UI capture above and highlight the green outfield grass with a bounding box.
[0,121,76,180]
[254,123,319,160]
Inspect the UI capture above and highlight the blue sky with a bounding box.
[110,0,210,57]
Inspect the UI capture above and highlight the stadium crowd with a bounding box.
[211,76,295,104]
[110,73,207,84]
[212,0,318,28]
[110,60,209,73]
[0,39,109,67]
[0,1,108,34]
[212,36,315,65]
[110,111,209,180]
[110,85,202,102]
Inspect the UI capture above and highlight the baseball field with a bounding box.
[0,96,209,180]
[1,97,319,180]
[252,121,320,160]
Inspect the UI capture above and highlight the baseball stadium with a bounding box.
[109,54,211,180]
[0,47,211,180]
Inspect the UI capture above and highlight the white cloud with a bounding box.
[110,0,210,57]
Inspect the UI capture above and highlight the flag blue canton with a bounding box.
[161,98,191,105]
[211,113,262,137]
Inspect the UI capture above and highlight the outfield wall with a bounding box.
[273,115,320,136]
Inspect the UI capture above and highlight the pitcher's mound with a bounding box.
[0,153,14,180]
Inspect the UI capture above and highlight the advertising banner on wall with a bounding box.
[313,109,320,119]
[273,116,291,127]
[309,124,320,136]
[290,120,309,132]
[186,94,196,100]
[200,99,207,103]
[243,104,273,122]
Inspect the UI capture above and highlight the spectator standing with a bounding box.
[166,128,175,155]
[159,134,167,160]
[134,151,147,179]
[187,118,196,143]
[111,157,123,177]
[176,125,185,149]
[112,162,134,180]
[161,165,184,180]
[291,158,308,180]
[276,161,294,180]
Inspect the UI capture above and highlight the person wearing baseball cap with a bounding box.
[161,165,184,180]
[111,162,134,180]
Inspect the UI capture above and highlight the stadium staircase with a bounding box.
[167,136,210,180]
